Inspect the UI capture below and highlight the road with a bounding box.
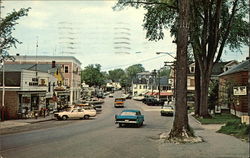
[0,91,173,158]
[0,91,248,158]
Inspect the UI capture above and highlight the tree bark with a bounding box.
[194,60,200,116]
[199,64,212,118]
[168,0,193,139]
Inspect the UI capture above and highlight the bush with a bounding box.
[218,120,249,140]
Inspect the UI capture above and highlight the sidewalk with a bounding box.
[0,115,54,129]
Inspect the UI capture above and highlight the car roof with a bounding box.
[122,109,140,113]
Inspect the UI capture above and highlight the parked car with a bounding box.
[115,109,144,127]
[143,96,164,106]
[54,107,96,120]
[122,93,132,99]
[109,93,114,98]
[160,105,174,116]
[132,94,145,101]
[114,97,125,108]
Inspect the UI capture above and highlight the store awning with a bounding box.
[146,92,173,96]
[154,92,173,96]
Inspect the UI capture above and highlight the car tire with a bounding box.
[84,115,90,119]
[119,123,122,127]
[62,115,68,120]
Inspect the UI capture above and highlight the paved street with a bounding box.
[0,92,249,158]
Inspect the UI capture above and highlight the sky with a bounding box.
[1,0,249,72]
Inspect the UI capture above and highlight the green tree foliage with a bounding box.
[158,67,170,77]
[114,0,249,118]
[107,68,126,82]
[81,64,105,87]
[125,64,145,84]
[0,7,31,53]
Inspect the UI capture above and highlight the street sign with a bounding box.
[233,86,247,96]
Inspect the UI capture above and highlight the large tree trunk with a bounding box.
[199,63,212,118]
[168,0,193,139]
[194,60,200,116]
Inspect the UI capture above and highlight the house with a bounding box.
[169,60,239,106]
[218,59,249,117]
[0,64,63,119]
[132,71,152,96]
[6,55,82,104]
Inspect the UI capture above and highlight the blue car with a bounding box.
[115,109,144,127]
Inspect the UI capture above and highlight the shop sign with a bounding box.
[39,78,48,86]
[233,86,247,96]
[29,78,38,86]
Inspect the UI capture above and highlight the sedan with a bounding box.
[115,109,144,127]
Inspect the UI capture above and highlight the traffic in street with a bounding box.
[0,91,174,158]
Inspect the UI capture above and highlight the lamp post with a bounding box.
[156,52,176,101]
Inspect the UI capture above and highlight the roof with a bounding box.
[155,76,169,85]
[4,64,60,74]
[219,60,249,76]
[133,78,147,84]
[122,109,140,113]
[13,55,82,65]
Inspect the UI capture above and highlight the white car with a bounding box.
[133,95,145,101]
[54,108,96,120]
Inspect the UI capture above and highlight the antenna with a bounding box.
[36,36,39,77]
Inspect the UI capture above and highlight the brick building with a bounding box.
[6,55,82,104]
[218,59,249,117]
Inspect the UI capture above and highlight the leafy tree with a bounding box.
[125,64,145,86]
[114,0,249,118]
[107,68,126,82]
[0,7,31,53]
[81,64,105,87]
[158,67,170,77]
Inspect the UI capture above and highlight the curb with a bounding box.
[29,118,54,124]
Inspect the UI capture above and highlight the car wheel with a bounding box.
[119,123,122,127]
[57,116,62,120]
[84,115,90,119]
[62,115,68,120]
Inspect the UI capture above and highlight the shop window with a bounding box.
[64,65,69,73]
[64,78,69,86]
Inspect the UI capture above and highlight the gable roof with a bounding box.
[219,60,249,76]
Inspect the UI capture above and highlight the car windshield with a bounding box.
[120,111,136,116]
[163,106,174,110]
[115,99,123,102]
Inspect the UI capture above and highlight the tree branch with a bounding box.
[124,1,177,10]
[215,0,239,64]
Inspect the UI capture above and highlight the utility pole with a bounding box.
[1,51,15,121]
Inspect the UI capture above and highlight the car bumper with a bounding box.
[115,120,138,124]
[161,111,174,115]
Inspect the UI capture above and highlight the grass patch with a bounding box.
[194,113,239,124]
[217,120,249,141]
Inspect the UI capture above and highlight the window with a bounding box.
[190,79,195,86]
[64,78,69,86]
[139,85,142,89]
[190,66,195,73]
[64,65,69,73]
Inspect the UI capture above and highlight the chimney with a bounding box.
[52,61,56,68]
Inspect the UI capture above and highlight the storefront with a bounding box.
[18,91,47,113]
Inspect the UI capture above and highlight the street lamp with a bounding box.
[156,52,175,59]
[156,51,176,102]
